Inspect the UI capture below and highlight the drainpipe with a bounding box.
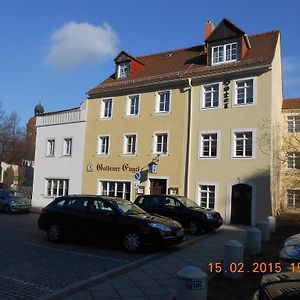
[184,78,193,197]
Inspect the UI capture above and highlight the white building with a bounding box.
[32,101,87,208]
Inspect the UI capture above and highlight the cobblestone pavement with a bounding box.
[0,212,199,300]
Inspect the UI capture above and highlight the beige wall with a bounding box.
[82,87,189,200]
[188,68,276,225]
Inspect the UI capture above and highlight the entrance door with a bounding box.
[150,179,167,194]
[231,184,252,225]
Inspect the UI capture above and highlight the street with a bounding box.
[0,212,196,300]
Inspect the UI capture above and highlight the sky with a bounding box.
[0,0,300,126]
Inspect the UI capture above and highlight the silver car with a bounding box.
[0,190,31,213]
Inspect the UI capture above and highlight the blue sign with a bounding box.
[134,172,141,181]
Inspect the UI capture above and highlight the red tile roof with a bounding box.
[282,98,300,110]
[88,30,279,97]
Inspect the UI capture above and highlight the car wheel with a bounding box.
[3,205,11,214]
[47,224,64,242]
[123,231,142,252]
[188,221,200,235]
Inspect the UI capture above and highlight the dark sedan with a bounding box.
[135,195,223,234]
[38,195,184,252]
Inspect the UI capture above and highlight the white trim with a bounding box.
[200,82,222,110]
[97,134,110,156]
[45,138,56,157]
[231,128,256,160]
[195,181,219,211]
[211,42,237,66]
[232,77,257,107]
[122,133,137,156]
[198,130,221,159]
[97,179,132,200]
[226,180,256,226]
[100,98,113,119]
[152,131,169,156]
[126,94,140,117]
[62,137,73,156]
[147,176,169,195]
[154,90,171,114]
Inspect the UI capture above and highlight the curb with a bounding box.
[37,232,213,300]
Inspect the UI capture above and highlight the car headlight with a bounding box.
[11,200,16,205]
[149,223,171,232]
[205,212,213,219]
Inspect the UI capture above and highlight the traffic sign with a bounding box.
[134,172,141,181]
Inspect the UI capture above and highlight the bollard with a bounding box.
[223,240,244,279]
[257,220,270,242]
[176,266,207,300]
[246,227,261,255]
[267,216,276,233]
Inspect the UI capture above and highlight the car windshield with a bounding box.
[178,196,199,208]
[110,199,146,215]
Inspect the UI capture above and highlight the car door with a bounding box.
[159,196,185,224]
[63,197,90,238]
[87,198,121,241]
[0,191,5,210]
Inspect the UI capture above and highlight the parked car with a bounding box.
[134,195,223,234]
[253,271,300,299]
[38,195,184,252]
[279,233,300,270]
[0,189,31,213]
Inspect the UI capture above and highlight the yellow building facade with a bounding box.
[81,18,283,225]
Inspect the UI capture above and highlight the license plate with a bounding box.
[176,230,184,237]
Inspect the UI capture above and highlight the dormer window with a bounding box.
[118,63,130,79]
[212,42,237,65]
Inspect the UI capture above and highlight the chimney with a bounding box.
[204,20,215,41]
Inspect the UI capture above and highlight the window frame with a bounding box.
[117,62,130,79]
[231,128,256,159]
[126,94,140,117]
[123,133,137,155]
[45,178,69,198]
[98,180,131,200]
[100,98,113,119]
[155,90,171,114]
[287,152,300,169]
[97,135,110,156]
[198,130,220,159]
[233,77,256,107]
[201,82,221,109]
[287,115,300,133]
[287,190,300,209]
[153,132,169,155]
[46,139,55,157]
[62,137,73,156]
[212,42,237,65]
[197,182,218,210]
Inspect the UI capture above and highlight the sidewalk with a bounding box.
[41,225,247,300]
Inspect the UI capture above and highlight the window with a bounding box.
[101,98,113,118]
[127,95,139,116]
[91,200,114,213]
[287,152,300,169]
[287,116,300,133]
[97,136,110,155]
[154,133,168,154]
[235,79,254,105]
[199,185,216,209]
[124,134,136,155]
[232,130,255,158]
[45,179,69,197]
[202,83,220,108]
[156,91,170,113]
[63,138,72,156]
[99,181,131,200]
[118,63,130,79]
[199,132,218,158]
[161,197,181,209]
[65,198,88,211]
[46,139,55,156]
[287,190,300,208]
[212,42,237,65]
